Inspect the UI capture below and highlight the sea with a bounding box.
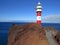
[0,22,60,45]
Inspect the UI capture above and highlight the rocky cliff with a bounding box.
[7,23,50,45]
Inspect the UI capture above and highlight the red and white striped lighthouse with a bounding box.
[36,2,42,25]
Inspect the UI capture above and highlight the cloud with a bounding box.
[42,14,60,23]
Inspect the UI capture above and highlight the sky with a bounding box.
[0,0,60,23]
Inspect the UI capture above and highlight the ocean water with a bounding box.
[0,22,60,45]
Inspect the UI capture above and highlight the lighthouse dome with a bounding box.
[38,2,41,5]
[36,2,42,9]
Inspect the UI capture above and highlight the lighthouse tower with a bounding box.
[36,2,42,25]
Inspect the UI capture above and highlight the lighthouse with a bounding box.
[36,2,42,25]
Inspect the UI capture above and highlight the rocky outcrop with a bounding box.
[7,23,50,45]
[44,26,58,36]
[54,31,60,45]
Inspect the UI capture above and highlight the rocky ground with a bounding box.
[7,23,50,45]
[54,31,60,45]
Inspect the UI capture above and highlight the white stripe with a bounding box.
[36,6,42,9]
[37,16,41,20]
[36,9,42,11]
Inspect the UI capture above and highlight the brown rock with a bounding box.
[7,23,50,45]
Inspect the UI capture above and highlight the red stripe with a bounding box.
[37,20,41,24]
[37,12,41,16]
